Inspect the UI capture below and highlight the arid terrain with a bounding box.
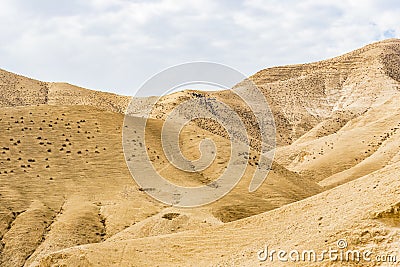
[1,39,400,266]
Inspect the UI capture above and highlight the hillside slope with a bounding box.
[2,39,399,148]
[0,105,321,266]
[0,39,399,266]
[0,69,130,113]
[30,155,400,266]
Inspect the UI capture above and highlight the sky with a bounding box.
[0,0,399,96]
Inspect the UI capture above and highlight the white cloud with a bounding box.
[0,0,399,96]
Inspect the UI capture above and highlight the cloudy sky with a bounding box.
[0,0,399,96]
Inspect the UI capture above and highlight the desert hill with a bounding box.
[1,39,399,148]
[0,105,321,266]
[0,69,130,113]
[125,39,400,149]
[30,156,400,266]
[0,39,399,266]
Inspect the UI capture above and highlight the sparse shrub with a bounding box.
[162,213,180,220]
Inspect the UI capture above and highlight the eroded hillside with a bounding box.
[0,105,320,266]
[0,39,399,266]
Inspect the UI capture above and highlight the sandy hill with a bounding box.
[30,157,400,267]
[0,105,320,266]
[0,69,130,113]
[1,39,399,148]
[249,38,400,145]
[0,39,399,266]
[125,39,400,149]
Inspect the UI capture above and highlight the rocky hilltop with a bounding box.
[250,38,400,144]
